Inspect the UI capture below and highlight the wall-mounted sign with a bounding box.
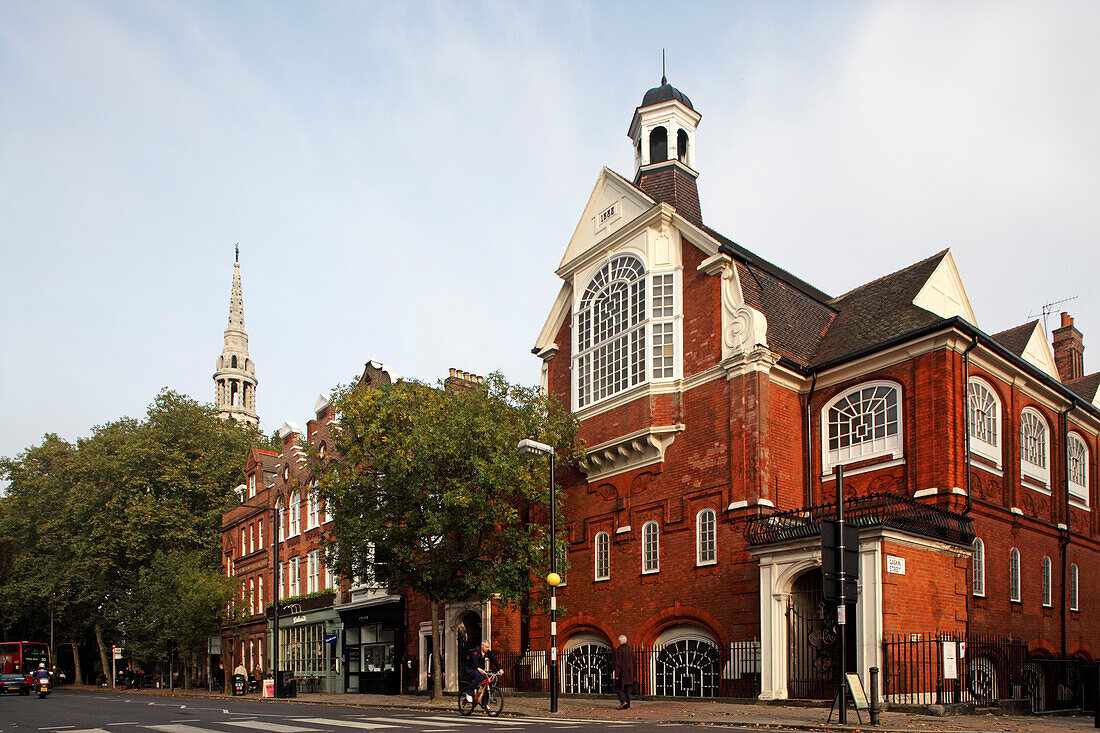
[292,615,307,624]
[323,633,338,645]
[886,556,906,575]
[943,641,958,679]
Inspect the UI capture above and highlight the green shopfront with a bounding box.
[267,592,343,694]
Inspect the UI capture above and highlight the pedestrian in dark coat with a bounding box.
[612,634,635,709]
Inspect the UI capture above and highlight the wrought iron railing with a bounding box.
[744,492,973,547]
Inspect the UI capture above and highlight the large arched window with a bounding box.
[968,378,1001,466]
[1070,563,1079,611]
[1020,408,1050,489]
[1068,432,1090,508]
[563,634,613,695]
[1041,555,1052,607]
[594,531,610,581]
[1009,547,1021,602]
[653,626,720,697]
[642,521,660,574]
[973,537,985,596]
[822,381,902,470]
[575,255,677,408]
[696,509,716,566]
[288,491,301,536]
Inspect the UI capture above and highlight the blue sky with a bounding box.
[3,1,1099,460]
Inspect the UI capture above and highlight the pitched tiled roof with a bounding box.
[991,321,1038,357]
[810,250,950,366]
[1067,373,1100,402]
[636,165,703,226]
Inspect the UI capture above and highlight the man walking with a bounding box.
[612,634,635,710]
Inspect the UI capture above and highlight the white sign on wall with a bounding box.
[943,642,958,680]
[886,555,906,575]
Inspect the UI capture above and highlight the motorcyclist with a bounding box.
[33,663,50,683]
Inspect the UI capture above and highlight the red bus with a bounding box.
[0,641,50,695]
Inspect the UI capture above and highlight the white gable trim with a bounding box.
[1020,323,1060,381]
[912,250,977,326]
[559,168,655,272]
[534,282,572,356]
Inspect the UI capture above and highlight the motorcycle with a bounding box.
[34,676,50,699]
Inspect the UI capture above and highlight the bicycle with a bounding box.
[458,670,504,717]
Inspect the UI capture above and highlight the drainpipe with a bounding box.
[1060,404,1072,658]
[805,373,818,507]
[962,336,979,515]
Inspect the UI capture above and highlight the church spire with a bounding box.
[214,246,258,425]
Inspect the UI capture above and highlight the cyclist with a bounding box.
[464,640,502,710]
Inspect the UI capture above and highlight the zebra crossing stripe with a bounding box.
[291,720,396,730]
[221,722,320,733]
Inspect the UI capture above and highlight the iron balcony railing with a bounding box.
[744,491,974,547]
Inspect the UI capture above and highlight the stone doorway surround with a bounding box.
[440,599,493,693]
[750,534,883,700]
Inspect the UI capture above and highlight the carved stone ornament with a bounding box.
[579,424,684,482]
[698,254,769,363]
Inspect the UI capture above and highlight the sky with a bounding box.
[2,0,1099,461]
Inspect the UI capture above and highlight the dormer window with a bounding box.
[575,255,678,409]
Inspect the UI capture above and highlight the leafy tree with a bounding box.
[315,372,580,699]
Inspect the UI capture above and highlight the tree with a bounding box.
[315,372,580,699]
[0,390,270,684]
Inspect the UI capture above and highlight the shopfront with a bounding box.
[339,598,405,695]
[267,593,343,694]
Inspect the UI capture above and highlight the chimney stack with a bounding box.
[1053,311,1085,383]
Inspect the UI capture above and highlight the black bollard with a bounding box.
[870,666,881,725]
[1094,664,1100,728]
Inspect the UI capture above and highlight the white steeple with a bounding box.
[213,245,258,425]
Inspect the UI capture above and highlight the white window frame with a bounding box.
[1009,547,1021,602]
[307,491,319,530]
[972,537,985,597]
[572,254,680,412]
[257,575,264,611]
[1041,555,1052,607]
[967,378,1001,467]
[289,557,300,597]
[257,519,263,550]
[594,531,610,581]
[1070,562,1079,611]
[821,380,903,472]
[289,491,301,536]
[324,560,334,590]
[1020,408,1050,491]
[240,528,246,554]
[642,520,660,574]
[1068,432,1090,508]
[696,508,717,566]
[248,473,256,498]
[277,561,284,599]
[308,550,320,594]
[249,524,255,554]
[276,499,285,542]
[248,578,255,615]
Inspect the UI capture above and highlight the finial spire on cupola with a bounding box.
[213,245,258,426]
[628,62,704,225]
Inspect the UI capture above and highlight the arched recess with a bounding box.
[635,605,727,651]
[649,126,668,163]
[562,631,614,694]
[651,625,721,697]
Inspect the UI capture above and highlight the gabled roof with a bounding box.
[1067,373,1100,403]
[811,250,950,366]
[992,321,1038,356]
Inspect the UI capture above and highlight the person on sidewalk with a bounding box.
[612,634,635,710]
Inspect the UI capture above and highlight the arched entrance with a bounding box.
[786,570,854,699]
[562,633,613,694]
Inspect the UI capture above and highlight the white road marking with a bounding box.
[147,726,227,733]
[292,719,396,730]
[412,716,531,726]
[221,722,321,733]
[40,727,76,731]
[56,729,110,733]
[360,719,462,729]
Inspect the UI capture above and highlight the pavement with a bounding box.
[70,685,1098,732]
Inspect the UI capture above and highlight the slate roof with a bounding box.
[1067,373,1100,402]
[641,81,694,111]
[810,250,950,367]
[991,321,1039,357]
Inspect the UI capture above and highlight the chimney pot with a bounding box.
[449,368,456,378]
[1062,312,1074,328]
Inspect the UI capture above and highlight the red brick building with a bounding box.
[512,77,1100,703]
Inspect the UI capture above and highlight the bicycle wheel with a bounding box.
[485,686,504,717]
[457,691,475,716]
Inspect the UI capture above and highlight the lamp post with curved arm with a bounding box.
[517,438,558,714]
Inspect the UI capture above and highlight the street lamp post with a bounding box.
[518,438,558,714]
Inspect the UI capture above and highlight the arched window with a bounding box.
[1009,547,1021,602]
[231,355,238,369]
[653,626,720,697]
[676,129,689,164]
[972,537,985,596]
[307,490,319,530]
[1041,556,1052,607]
[642,521,660,574]
[822,381,902,470]
[696,509,716,566]
[275,499,285,542]
[649,126,668,163]
[1020,408,1050,489]
[1068,433,1089,507]
[594,531,610,581]
[1070,563,1079,611]
[967,378,1001,466]
[575,255,676,408]
[289,491,300,536]
[563,634,613,694]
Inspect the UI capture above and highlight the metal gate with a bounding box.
[787,591,839,699]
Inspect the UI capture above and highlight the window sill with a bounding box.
[972,592,986,598]
[595,577,610,583]
[1069,498,1090,512]
[969,455,1003,475]
[822,456,905,481]
[696,560,717,568]
[642,569,660,576]
[1022,477,1051,495]
[1042,603,1052,609]
[1010,598,1021,604]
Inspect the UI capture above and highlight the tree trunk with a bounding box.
[94,622,110,686]
[430,599,442,700]
[71,639,83,686]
